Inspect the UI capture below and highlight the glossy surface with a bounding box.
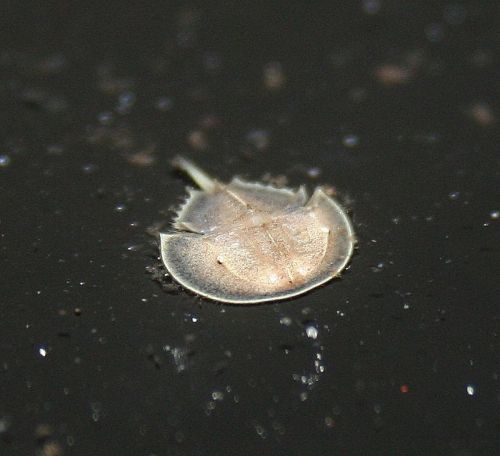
[1,2,499,455]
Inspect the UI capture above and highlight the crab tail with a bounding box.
[171,156,217,192]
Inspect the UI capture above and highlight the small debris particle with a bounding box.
[469,102,496,126]
[186,130,208,150]
[263,62,286,90]
[374,64,413,85]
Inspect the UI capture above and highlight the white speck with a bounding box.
[97,111,113,125]
[82,163,98,174]
[171,347,188,372]
[320,226,330,233]
[0,155,11,167]
[466,384,475,396]
[307,167,322,178]
[489,210,499,220]
[38,347,47,357]
[211,391,224,401]
[371,262,385,272]
[448,191,460,200]
[156,96,174,111]
[0,416,11,433]
[342,134,359,147]
[279,316,292,326]
[246,129,270,150]
[117,91,136,114]
[254,424,267,439]
[114,203,126,212]
[314,356,325,373]
[305,325,318,339]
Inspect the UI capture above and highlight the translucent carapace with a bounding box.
[160,157,355,304]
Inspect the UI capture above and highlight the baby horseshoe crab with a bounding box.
[160,157,355,304]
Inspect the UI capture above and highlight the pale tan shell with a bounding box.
[160,157,355,304]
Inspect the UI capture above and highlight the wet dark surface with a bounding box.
[1,1,499,455]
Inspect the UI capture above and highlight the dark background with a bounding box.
[1,1,499,455]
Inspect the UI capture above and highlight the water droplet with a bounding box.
[97,111,113,125]
[324,416,335,428]
[0,416,11,434]
[156,96,174,111]
[254,424,267,439]
[314,359,325,373]
[117,91,136,114]
[279,316,292,326]
[246,129,270,150]
[0,155,11,167]
[305,325,318,339]
[342,134,359,147]
[371,262,385,273]
[168,347,188,372]
[205,400,216,412]
[126,244,143,252]
[307,167,322,178]
[82,163,98,174]
[211,391,224,401]
[47,144,64,155]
